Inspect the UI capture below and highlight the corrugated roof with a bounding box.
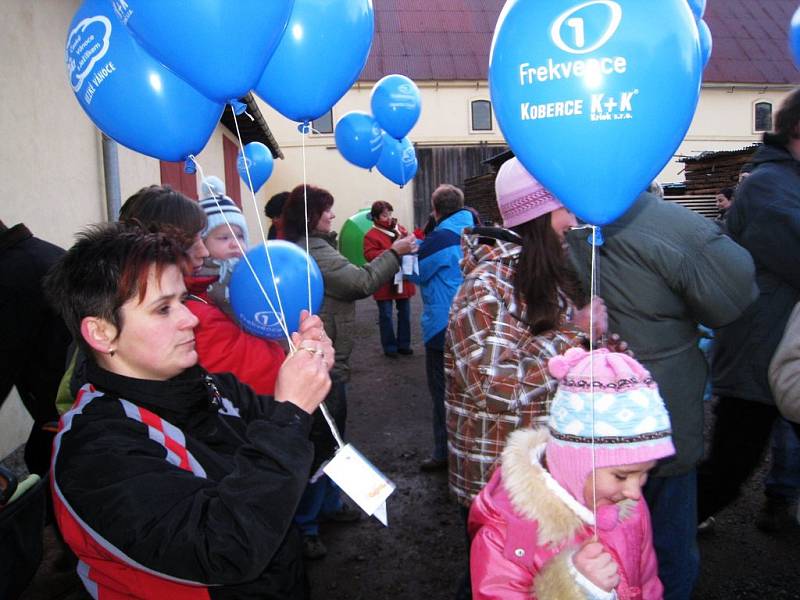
[361,0,503,82]
[360,0,800,85]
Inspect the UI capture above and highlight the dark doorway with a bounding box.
[413,144,507,226]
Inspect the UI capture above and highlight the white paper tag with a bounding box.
[402,254,418,276]
[323,443,395,526]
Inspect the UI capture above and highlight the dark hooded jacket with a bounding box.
[712,142,800,403]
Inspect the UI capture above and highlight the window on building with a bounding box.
[754,101,773,132]
[471,100,492,131]
[312,110,334,134]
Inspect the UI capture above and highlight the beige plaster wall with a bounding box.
[1,0,104,249]
[659,85,792,182]
[254,82,503,232]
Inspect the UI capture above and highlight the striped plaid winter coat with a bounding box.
[444,227,586,507]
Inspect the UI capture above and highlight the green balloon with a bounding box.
[339,208,373,266]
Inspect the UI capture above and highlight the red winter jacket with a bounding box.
[185,275,285,395]
[363,225,416,301]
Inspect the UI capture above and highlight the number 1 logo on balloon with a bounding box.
[489,0,702,227]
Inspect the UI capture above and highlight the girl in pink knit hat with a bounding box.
[469,348,674,600]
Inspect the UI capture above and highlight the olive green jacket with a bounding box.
[567,193,757,476]
[299,233,401,382]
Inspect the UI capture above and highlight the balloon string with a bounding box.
[298,122,342,450]
[190,155,292,347]
[589,224,598,539]
[300,125,312,314]
[229,106,294,350]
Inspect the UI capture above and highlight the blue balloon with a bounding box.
[686,0,706,20]
[65,0,224,162]
[335,111,384,169]
[229,242,324,340]
[376,133,418,187]
[698,19,712,69]
[110,0,294,104]
[254,0,374,123]
[371,74,422,140]
[237,142,274,193]
[489,0,702,225]
[792,7,800,69]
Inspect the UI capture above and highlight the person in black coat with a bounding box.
[0,221,71,474]
[699,87,800,531]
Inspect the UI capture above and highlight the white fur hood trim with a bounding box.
[501,428,593,547]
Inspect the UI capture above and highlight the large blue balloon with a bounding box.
[335,111,384,169]
[237,142,274,193]
[489,0,702,225]
[254,0,375,123]
[229,242,324,340]
[698,19,712,69]
[371,74,422,140]
[66,0,224,162]
[376,133,418,187]
[110,0,294,104]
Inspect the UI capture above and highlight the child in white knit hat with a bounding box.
[196,183,248,320]
[469,347,674,600]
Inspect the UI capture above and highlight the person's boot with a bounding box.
[756,496,800,533]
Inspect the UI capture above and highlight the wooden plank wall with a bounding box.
[666,195,718,218]
[413,144,507,226]
[681,146,758,195]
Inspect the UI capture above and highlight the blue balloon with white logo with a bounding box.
[371,74,422,140]
[65,0,224,162]
[229,242,324,340]
[110,0,294,104]
[335,111,384,169]
[376,133,418,187]
[255,0,374,123]
[698,19,712,69]
[489,0,702,225]
[237,142,274,193]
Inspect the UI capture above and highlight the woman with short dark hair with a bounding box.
[45,222,332,599]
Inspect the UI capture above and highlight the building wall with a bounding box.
[256,81,793,230]
[255,82,503,232]
[662,85,791,182]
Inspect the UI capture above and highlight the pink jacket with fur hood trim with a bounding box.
[468,428,663,600]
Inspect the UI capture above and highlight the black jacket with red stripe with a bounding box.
[52,360,313,599]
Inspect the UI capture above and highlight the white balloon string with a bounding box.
[589,224,598,538]
[190,155,292,347]
[229,106,294,351]
[300,125,313,314]
[298,121,341,450]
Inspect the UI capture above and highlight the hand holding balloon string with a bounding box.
[391,234,419,256]
[573,540,620,593]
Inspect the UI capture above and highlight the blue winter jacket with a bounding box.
[410,209,475,346]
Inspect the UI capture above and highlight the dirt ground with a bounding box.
[11,295,800,599]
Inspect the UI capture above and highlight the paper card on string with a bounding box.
[402,254,418,276]
[323,443,395,526]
